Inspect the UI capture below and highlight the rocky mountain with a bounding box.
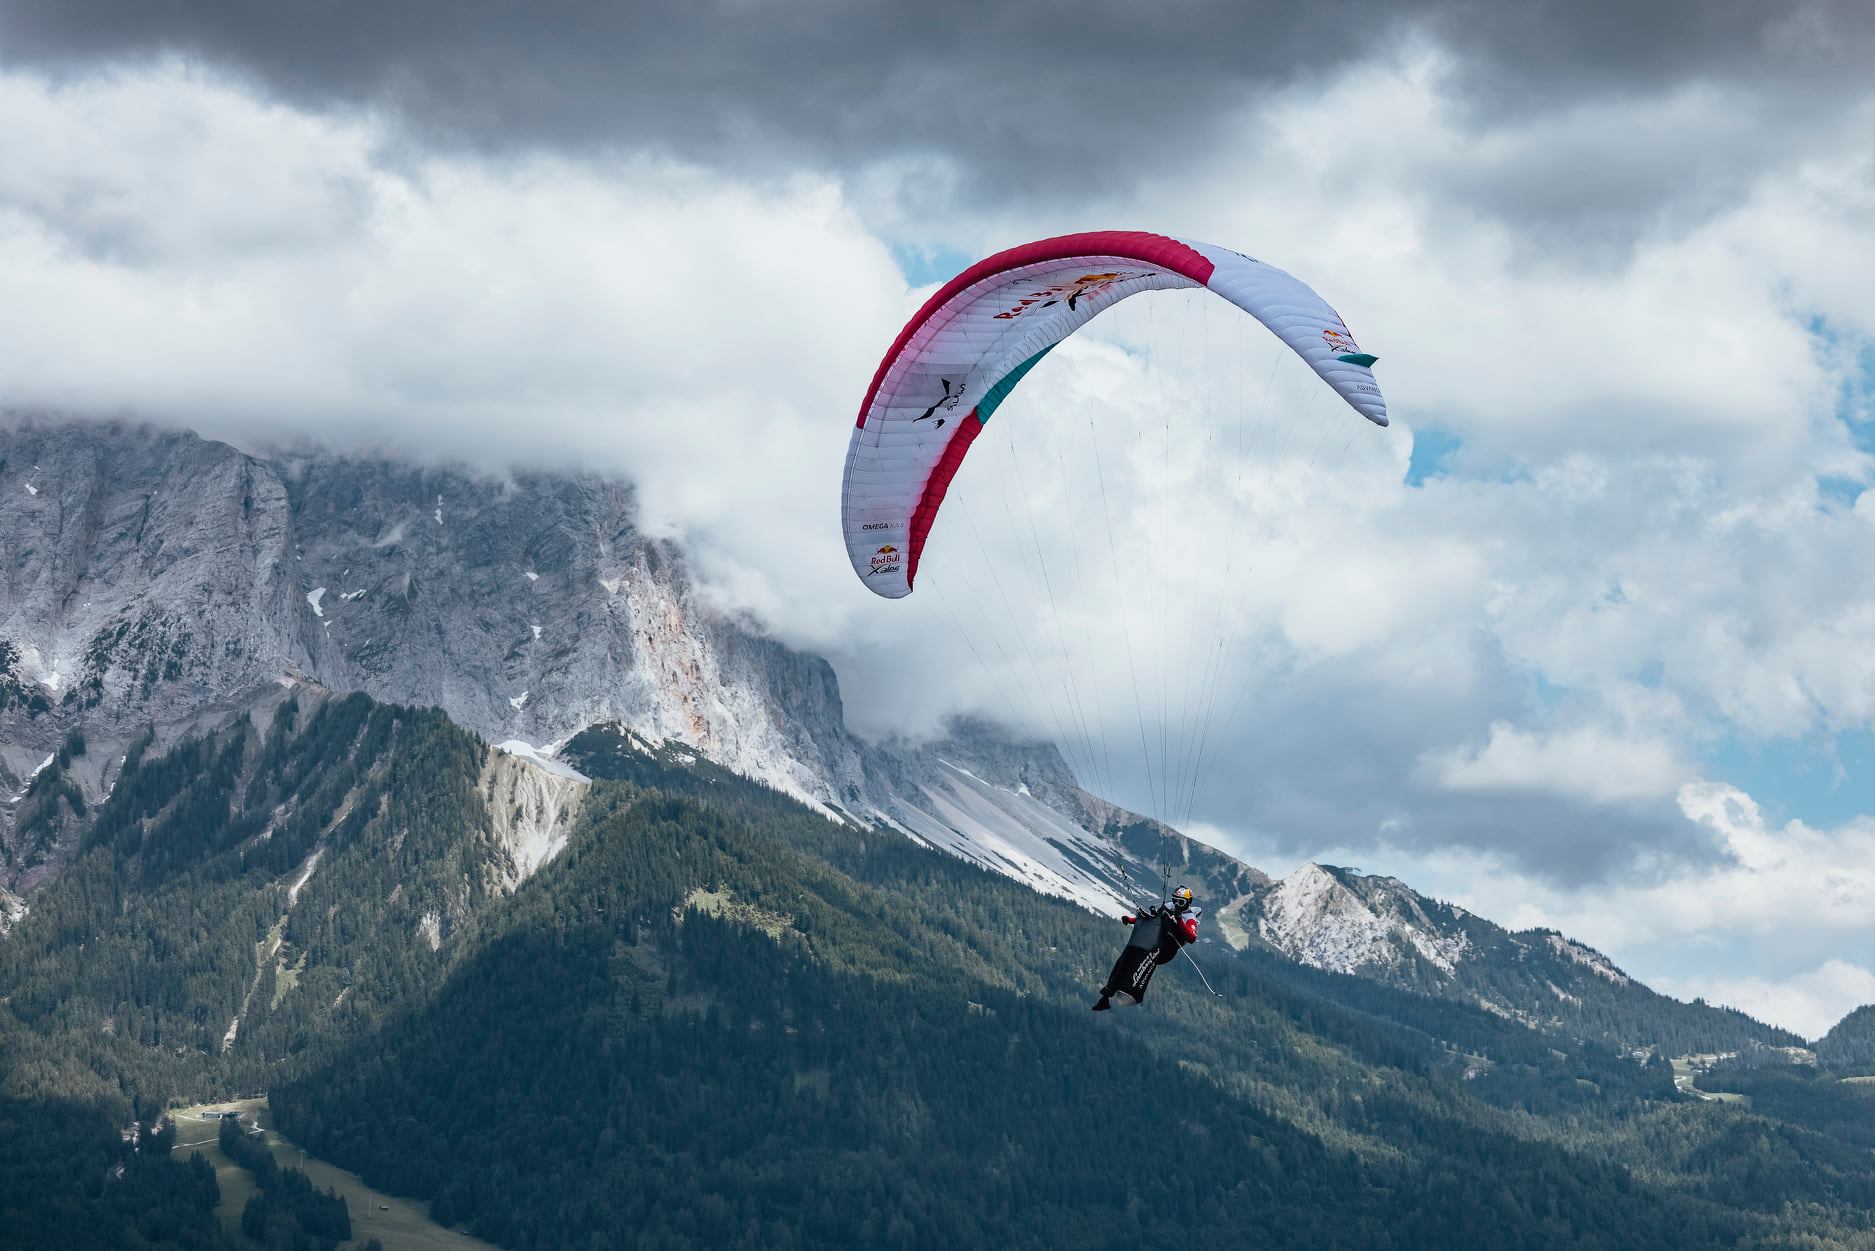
[3,417,1865,1248]
[0,418,850,782]
[14,682,1871,1249]
[1224,862,1801,1054]
[0,417,1145,912]
[0,416,1799,1059]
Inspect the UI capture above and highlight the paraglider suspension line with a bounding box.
[1178,945,1224,998]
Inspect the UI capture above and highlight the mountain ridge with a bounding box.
[1227,859,1800,1054]
[4,680,1866,1248]
[0,417,1801,1057]
[0,416,1147,913]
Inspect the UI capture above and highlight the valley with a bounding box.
[170,1098,495,1251]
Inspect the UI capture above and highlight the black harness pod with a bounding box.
[1092,908,1187,1010]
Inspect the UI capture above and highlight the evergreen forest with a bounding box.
[2,692,1871,1249]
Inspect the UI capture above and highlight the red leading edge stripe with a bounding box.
[905,410,985,590]
[852,230,1217,430]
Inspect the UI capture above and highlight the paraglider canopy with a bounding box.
[841,230,1387,599]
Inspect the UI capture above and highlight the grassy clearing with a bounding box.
[170,1097,499,1251]
[170,1098,263,1242]
[682,885,792,939]
[1669,1059,1750,1106]
[271,948,307,1008]
[1210,895,1253,951]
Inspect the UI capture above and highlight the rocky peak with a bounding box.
[1252,862,1471,976]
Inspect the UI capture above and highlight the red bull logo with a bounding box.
[867,544,901,577]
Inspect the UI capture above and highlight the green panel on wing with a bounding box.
[976,345,1056,424]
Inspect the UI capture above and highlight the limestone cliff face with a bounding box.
[480,748,587,889]
[0,421,312,752]
[0,419,859,795]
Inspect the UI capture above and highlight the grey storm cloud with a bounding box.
[1170,643,1719,886]
[4,0,1871,213]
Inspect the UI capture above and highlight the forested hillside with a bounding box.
[3,693,1873,1249]
[0,689,503,1112]
[0,1096,235,1251]
[272,727,1875,1250]
[1817,1005,1875,1073]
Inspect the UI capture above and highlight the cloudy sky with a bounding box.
[3,1,1873,1036]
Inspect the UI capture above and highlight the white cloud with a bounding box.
[1419,722,1690,806]
[1670,783,1875,918]
[0,64,909,655]
[1557,786,1873,945]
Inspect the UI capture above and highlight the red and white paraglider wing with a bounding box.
[840,231,1387,599]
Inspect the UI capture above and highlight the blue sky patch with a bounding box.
[889,242,975,289]
[1701,729,1875,829]
[1818,315,1875,450]
[1818,474,1864,510]
[1405,427,1463,486]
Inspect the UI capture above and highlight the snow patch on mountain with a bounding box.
[887,759,1131,914]
[1257,864,1394,974]
[934,758,992,788]
[16,646,64,692]
[306,588,326,617]
[494,740,588,783]
[1253,863,1471,976]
